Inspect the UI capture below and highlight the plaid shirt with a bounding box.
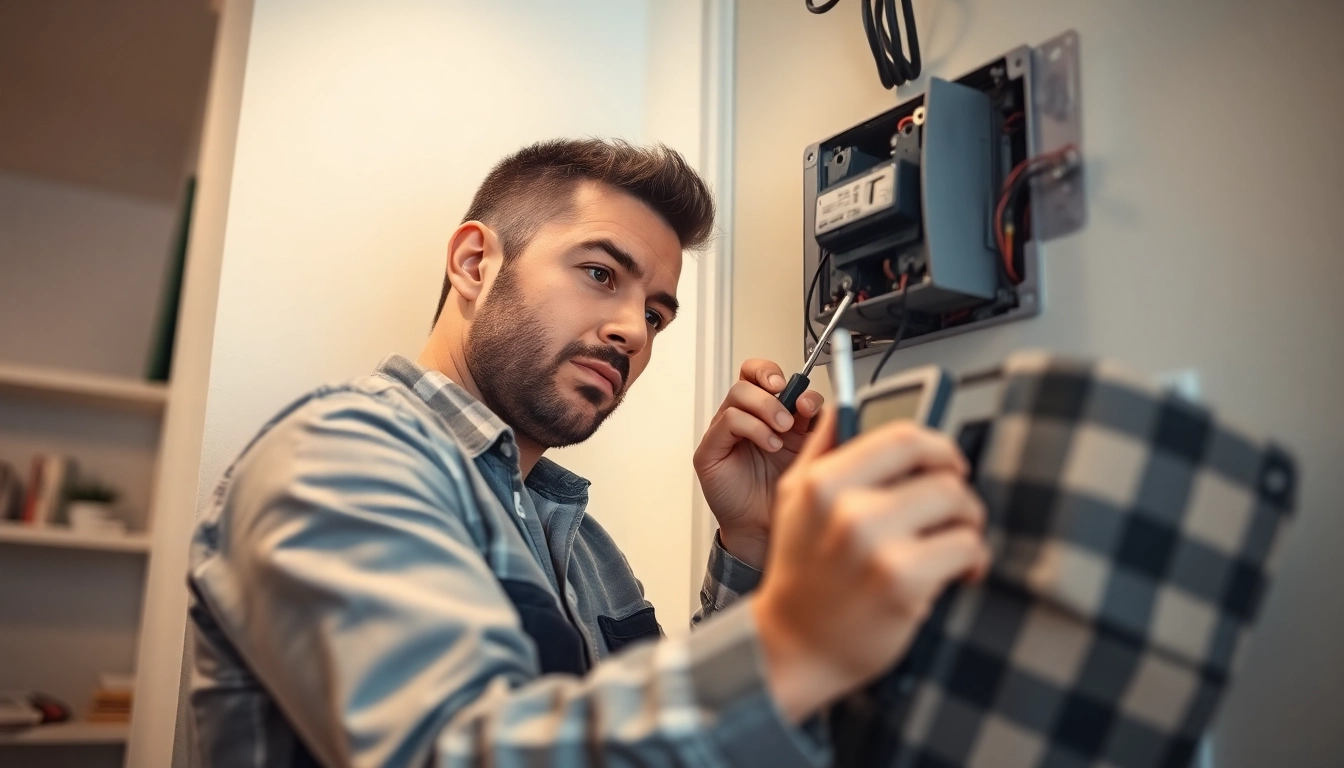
[833,352,1297,768]
[187,354,825,768]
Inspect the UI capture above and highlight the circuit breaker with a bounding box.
[802,31,1086,362]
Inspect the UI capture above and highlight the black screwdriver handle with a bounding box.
[777,372,812,414]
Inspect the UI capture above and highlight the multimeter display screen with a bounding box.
[858,385,927,431]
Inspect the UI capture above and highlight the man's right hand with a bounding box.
[750,406,991,723]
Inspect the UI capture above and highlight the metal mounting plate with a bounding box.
[1030,30,1086,241]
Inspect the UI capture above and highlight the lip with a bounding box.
[570,358,622,396]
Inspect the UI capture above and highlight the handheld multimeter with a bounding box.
[856,365,956,431]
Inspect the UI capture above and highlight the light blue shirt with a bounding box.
[187,354,826,768]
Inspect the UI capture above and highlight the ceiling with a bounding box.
[0,0,218,202]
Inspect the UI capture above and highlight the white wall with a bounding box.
[0,172,175,378]
[548,0,708,634]
[732,1,1344,764]
[196,0,710,654]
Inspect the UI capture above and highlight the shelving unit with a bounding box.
[0,722,129,746]
[0,362,167,766]
[0,363,167,415]
[0,521,151,554]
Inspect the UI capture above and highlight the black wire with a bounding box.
[804,250,833,344]
[862,0,921,89]
[868,279,910,385]
[997,158,1068,282]
[806,0,921,90]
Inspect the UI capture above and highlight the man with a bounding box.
[188,139,989,767]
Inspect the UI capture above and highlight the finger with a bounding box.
[813,421,968,494]
[718,379,797,433]
[778,428,811,453]
[873,471,986,537]
[793,405,837,464]
[790,391,825,434]
[828,473,982,550]
[739,358,788,394]
[714,406,787,455]
[884,525,990,602]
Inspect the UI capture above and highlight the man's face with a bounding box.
[465,182,684,448]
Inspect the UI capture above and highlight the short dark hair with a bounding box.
[433,138,715,325]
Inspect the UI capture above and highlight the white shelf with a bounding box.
[0,362,167,415]
[0,721,128,745]
[0,522,150,554]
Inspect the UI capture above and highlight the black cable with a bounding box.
[996,154,1076,283]
[869,278,910,385]
[804,250,833,344]
[809,0,921,90]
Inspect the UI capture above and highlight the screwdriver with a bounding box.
[778,291,855,413]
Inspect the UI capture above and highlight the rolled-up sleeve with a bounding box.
[188,392,826,768]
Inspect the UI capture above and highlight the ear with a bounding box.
[445,221,498,302]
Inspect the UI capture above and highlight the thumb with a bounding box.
[795,405,837,463]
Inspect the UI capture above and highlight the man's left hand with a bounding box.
[693,359,824,570]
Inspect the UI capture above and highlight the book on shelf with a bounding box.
[20,455,42,523]
[13,457,88,529]
[39,455,70,525]
[0,461,21,521]
[18,454,75,526]
[87,673,134,724]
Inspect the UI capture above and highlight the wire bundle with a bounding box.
[806,0,922,90]
[995,144,1079,283]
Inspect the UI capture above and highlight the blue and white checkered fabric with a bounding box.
[834,352,1297,768]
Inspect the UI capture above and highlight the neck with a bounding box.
[418,327,547,478]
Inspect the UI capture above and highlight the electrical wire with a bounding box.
[869,273,910,385]
[804,250,833,344]
[994,145,1078,283]
[806,0,922,90]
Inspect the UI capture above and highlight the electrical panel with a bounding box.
[802,31,1086,364]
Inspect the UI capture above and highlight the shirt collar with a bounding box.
[375,354,508,459]
[374,354,591,499]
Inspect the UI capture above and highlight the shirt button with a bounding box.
[513,490,524,517]
[500,443,514,458]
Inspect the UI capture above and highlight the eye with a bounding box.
[645,308,665,330]
[585,266,613,287]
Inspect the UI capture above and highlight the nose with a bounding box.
[599,298,649,358]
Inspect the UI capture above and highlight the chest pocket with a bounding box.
[597,606,662,654]
[498,579,589,675]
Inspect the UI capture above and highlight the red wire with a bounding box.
[897,115,915,133]
[995,145,1076,284]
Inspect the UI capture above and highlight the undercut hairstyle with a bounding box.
[433,138,715,325]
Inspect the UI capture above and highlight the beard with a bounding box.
[465,265,630,448]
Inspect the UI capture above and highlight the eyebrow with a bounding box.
[580,238,680,321]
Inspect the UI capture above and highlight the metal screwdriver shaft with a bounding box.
[778,291,855,413]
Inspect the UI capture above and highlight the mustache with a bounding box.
[556,341,630,390]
